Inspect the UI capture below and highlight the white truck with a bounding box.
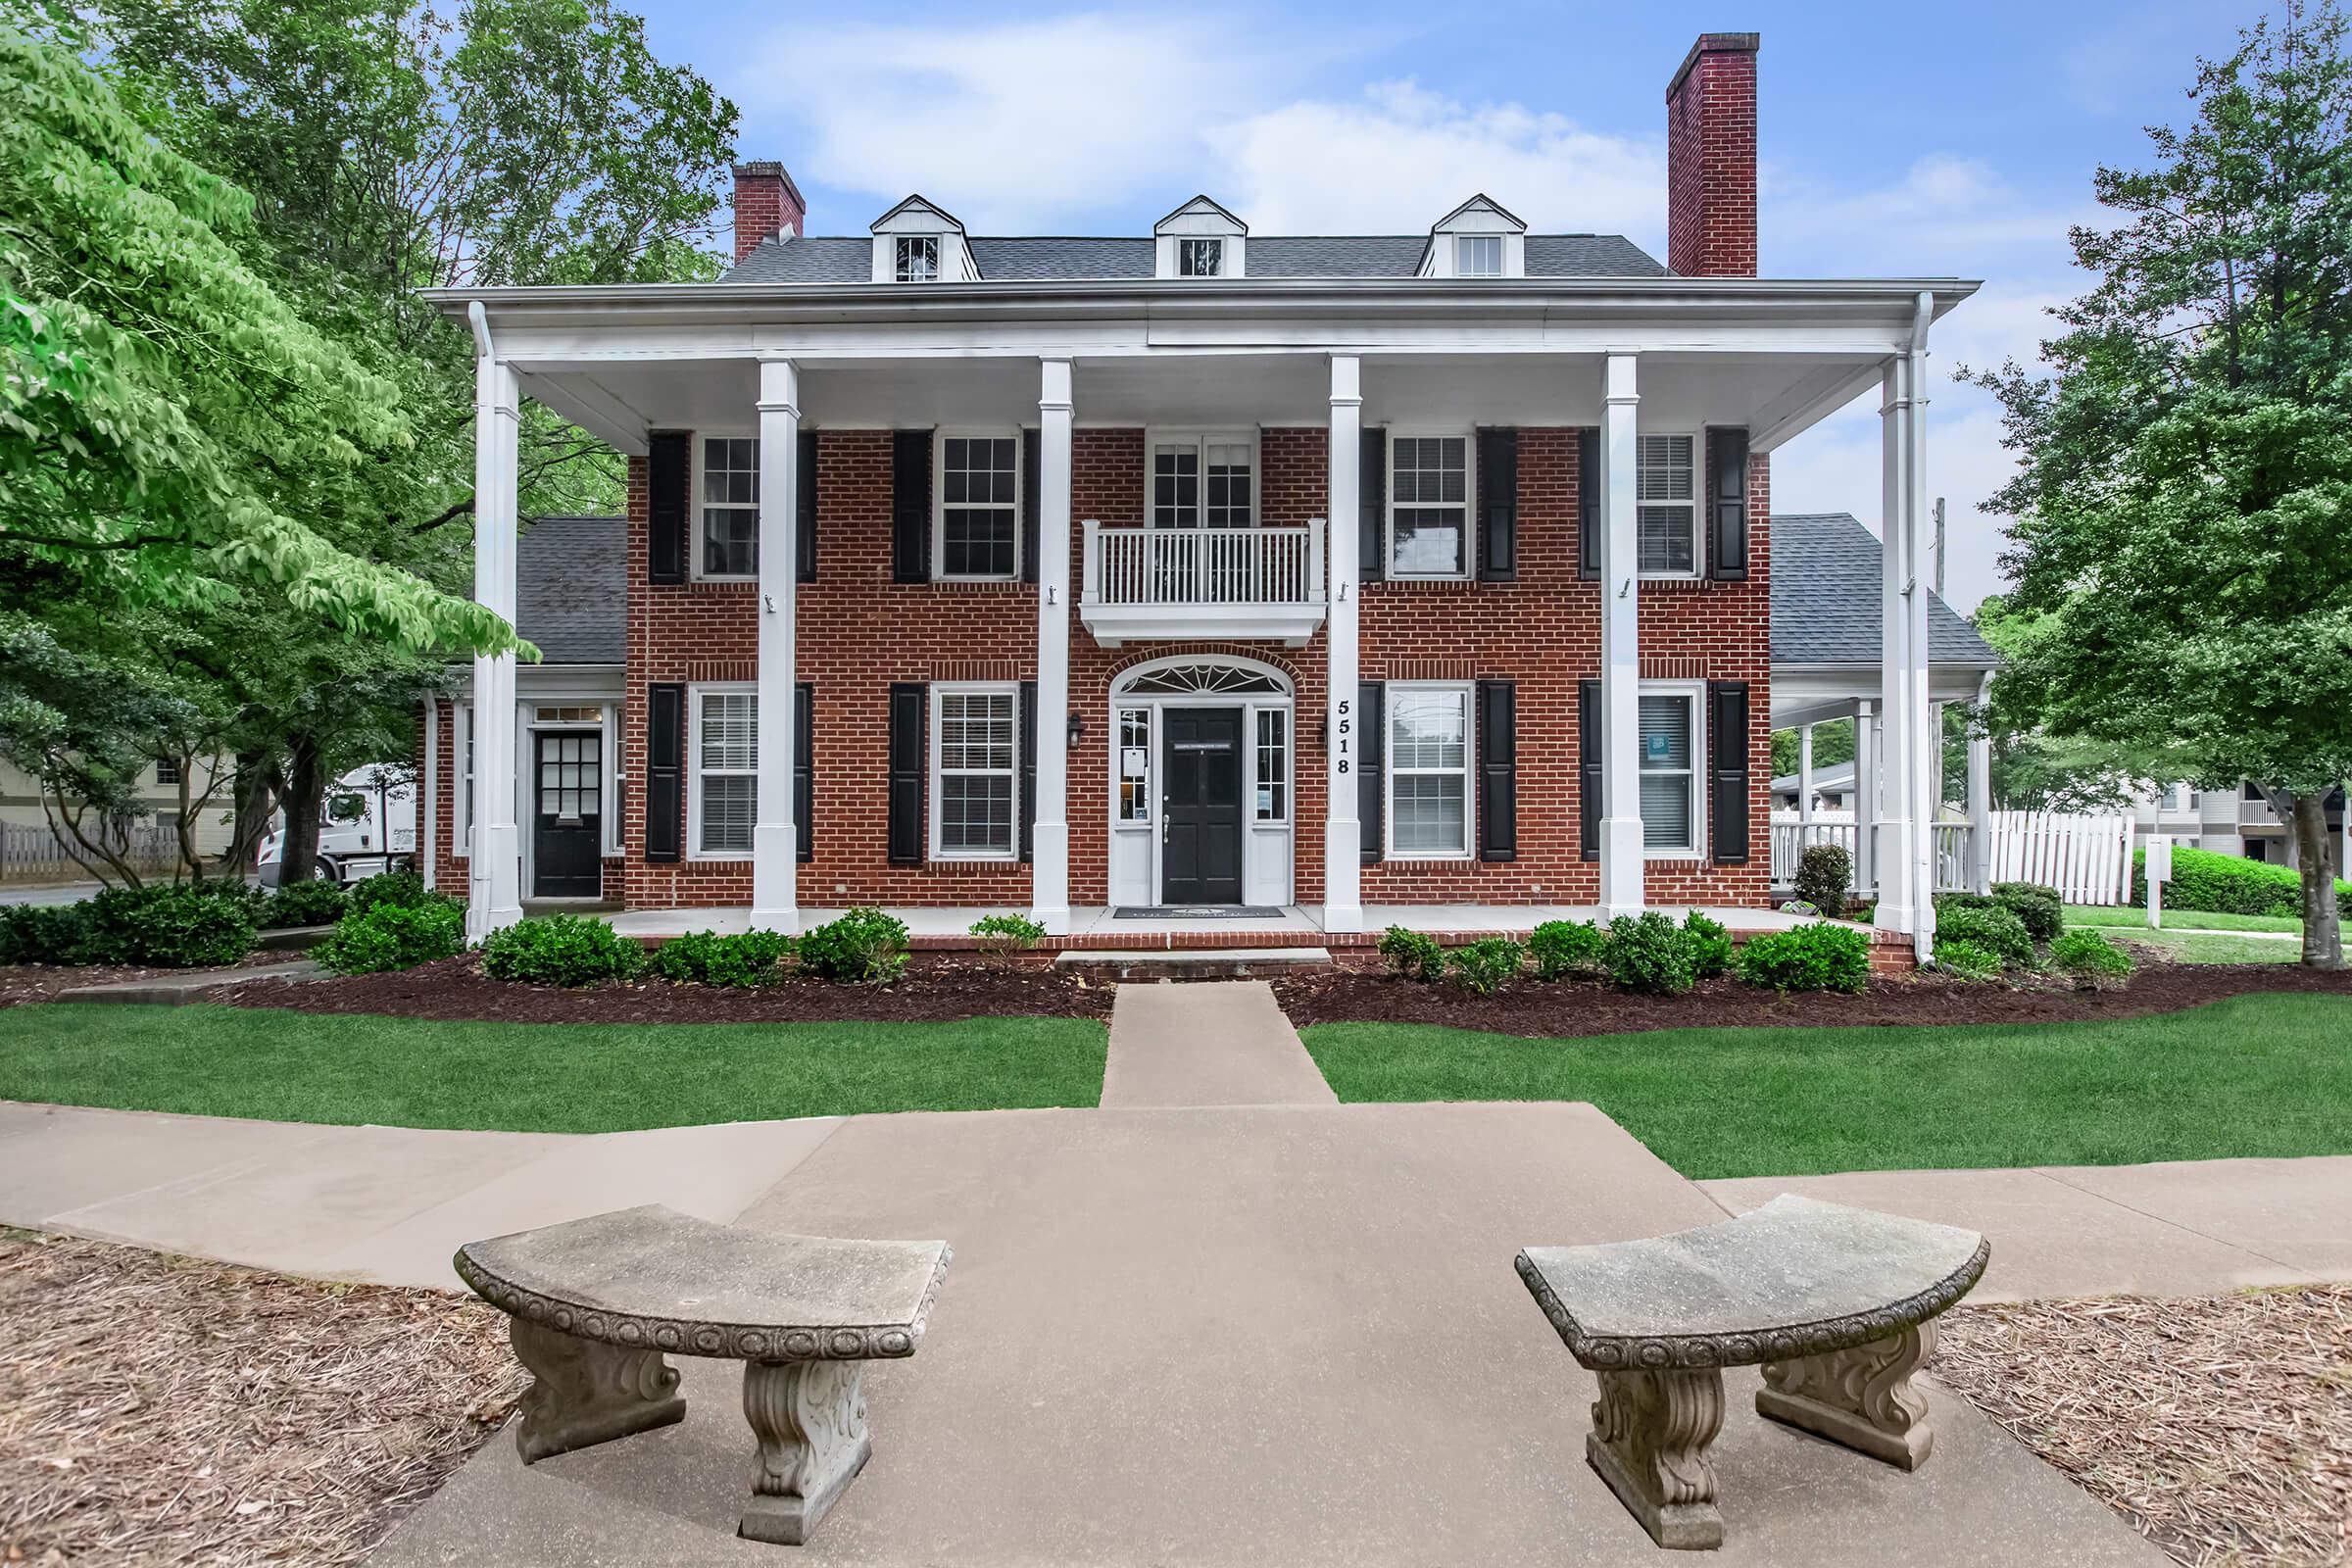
[257,767,417,887]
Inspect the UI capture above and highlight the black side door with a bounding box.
[1161,707,1244,905]
[532,731,602,898]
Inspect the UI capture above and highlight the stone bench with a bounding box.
[1515,1195,1988,1550]
[455,1204,950,1546]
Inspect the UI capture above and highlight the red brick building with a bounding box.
[422,31,1984,950]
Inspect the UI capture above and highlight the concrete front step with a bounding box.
[1054,948,1334,981]
[57,960,324,1006]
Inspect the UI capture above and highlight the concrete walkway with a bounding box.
[1100,980,1338,1107]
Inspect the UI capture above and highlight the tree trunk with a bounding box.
[2290,792,2343,969]
[224,752,275,876]
[278,735,326,886]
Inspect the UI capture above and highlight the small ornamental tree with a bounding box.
[1973,3,2352,967]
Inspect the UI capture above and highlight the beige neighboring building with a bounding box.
[0,754,237,881]
[2130,781,2347,866]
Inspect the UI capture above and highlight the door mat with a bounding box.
[1112,906,1286,920]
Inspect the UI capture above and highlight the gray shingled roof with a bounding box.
[515,514,624,663]
[720,232,1664,283]
[1770,513,1997,667]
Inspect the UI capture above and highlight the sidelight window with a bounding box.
[1254,710,1287,821]
[1117,708,1152,822]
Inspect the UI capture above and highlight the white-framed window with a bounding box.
[153,756,181,787]
[455,702,474,855]
[931,684,1020,858]
[1387,683,1472,858]
[935,432,1021,579]
[696,435,760,579]
[1639,683,1704,856]
[1388,433,1472,578]
[1454,233,1503,277]
[1116,707,1152,822]
[689,685,757,858]
[1178,237,1224,276]
[1146,431,1255,529]
[1637,433,1699,577]
[894,235,940,282]
[1254,709,1288,821]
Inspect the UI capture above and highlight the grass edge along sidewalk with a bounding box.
[0,1004,1109,1132]
[1302,992,2352,1180]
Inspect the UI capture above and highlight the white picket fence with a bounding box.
[1770,808,2134,905]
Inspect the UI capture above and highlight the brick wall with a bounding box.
[1665,33,1760,278]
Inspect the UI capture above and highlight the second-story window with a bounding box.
[894,235,940,282]
[1389,434,1469,577]
[700,436,759,577]
[1455,234,1503,276]
[937,434,1020,578]
[1178,237,1224,276]
[1637,434,1698,575]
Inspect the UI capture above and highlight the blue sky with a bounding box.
[640,0,2260,612]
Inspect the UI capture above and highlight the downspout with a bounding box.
[422,695,439,892]
[467,298,494,361]
[1905,290,1936,961]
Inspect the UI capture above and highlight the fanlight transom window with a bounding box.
[1117,662,1286,697]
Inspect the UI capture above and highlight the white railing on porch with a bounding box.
[1083,519,1325,607]
[1769,813,1858,888]
[1932,822,1971,896]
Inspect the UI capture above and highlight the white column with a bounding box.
[750,358,800,932]
[466,350,523,941]
[1854,698,1878,897]
[1966,677,1993,894]
[1598,352,1645,918]
[1322,354,1364,933]
[1904,307,1937,947]
[1797,724,1816,832]
[1031,358,1074,935]
[1872,357,1919,938]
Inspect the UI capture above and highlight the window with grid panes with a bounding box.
[894,235,939,281]
[938,436,1020,577]
[700,437,759,577]
[1636,434,1697,574]
[1254,710,1287,820]
[1117,709,1152,822]
[1178,237,1223,276]
[1389,435,1469,576]
[1454,233,1503,276]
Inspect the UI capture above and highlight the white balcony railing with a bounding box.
[1079,519,1328,647]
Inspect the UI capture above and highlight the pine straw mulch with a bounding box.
[1936,1285,2352,1567]
[0,1230,523,1567]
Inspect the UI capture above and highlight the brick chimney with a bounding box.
[1665,33,1759,276]
[732,161,806,264]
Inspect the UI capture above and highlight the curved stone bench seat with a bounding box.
[1515,1195,1987,1550]
[456,1204,951,1547]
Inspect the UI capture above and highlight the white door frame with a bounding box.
[1105,656,1294,907]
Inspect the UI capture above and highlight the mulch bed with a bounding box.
[0,1229,523,1567]
[0,951,295,1010]
[196,952,1115,1024]
[1936,1286,2352,1567]
[1269,961,2352,1036]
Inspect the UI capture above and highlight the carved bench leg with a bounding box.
[509,1318,685,1465]
[1586,1367,1726,1550]
[739,1359,873,1545]
[1755,1321,1937,1471]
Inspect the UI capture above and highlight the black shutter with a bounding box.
[648,431,689,585]
[1476,428,1518,581]
[1018,679,1037,863]
[1707,427,1749,581]
[796,429,818,583]
[1358,429,1386,583]
[1709,680,1751,864]
[1477,679,1517,860]
[892,431,931,583]
[887,683,927,864]
[1357,680,1385,864]
[645,683,684,861]
[1577,427,1600,582]
[1578,677,1601,862]
[1020,429,1041,585]
[794,682,813,863]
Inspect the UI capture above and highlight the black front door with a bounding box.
[1161,707,1244,905]
[532,731,602,898]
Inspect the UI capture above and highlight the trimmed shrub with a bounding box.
[1991,881,2064,944]
[1446,936,1524,995]
[2051,928,2134,990]
[797,906,909,985]
[480,915,642,986]
[1734,921,1872,993]
[969,913,1047,968]
[1792,844,1852,916]
[1935,904,2034,968]
[1378,925,1445,983]
[261,879,348,930]
[1528,918,1607,981]
[74,883,258,968]
[1683,911,1734,980]
[2133,843,2352,921]
[1934,940,2005,981]
[348,867,429,915]
[0,902,92,965]
[1603,911,1697,997]
[315,898,464,975]
[650,930,793,987]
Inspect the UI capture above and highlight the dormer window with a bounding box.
[1455,234,1503,277]
[895,236,940,282]
[1178,237,1224,277]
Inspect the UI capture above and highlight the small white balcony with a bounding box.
[1079,518,1329,647]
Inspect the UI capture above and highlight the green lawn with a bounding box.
[2064,904,2301,934]
[1301,993,2352,1179]
[0,1004,1107,1132]
[2108,928,2297,964]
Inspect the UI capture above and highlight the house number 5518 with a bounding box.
[1334,698,1351,774]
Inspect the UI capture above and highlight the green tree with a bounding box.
[1973,2,2352,966]
[1770,718,1855,786]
